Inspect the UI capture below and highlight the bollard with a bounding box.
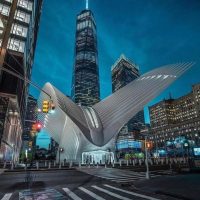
[3,162,6,169]
[36,162,39,170]
[70,161,73,168]
[105,164,107,168]
[45,161,47,167]
[139,159,142,166]
[11,162,14,170]
[126,160,129,166]
[59,163,61,169]
[133,160,135,166]
[96,163,98,168]
[119,160,122,167]
[112,162,115,168]
[48,162,51,169]
[79,162,81,168]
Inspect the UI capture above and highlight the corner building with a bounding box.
[71,9,100,106]
[0,0,43,162]
[149,83,200,147]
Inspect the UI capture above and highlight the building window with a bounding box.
[18,0,33,11]
[0,3,10,16]
[11,24,28,37]
[8,38,25,52]
[15,10,30,24]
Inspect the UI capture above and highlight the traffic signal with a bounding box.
[31,124,37,133]
[28,141,32,147]
[145,141,153,149]
[36,122,42,132]
[42,100,49,113]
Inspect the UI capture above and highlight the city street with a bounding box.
[0,0,200,200]
[0,168,199,200]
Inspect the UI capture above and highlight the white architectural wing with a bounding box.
[38,62,193,162]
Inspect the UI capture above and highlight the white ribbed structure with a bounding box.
[38,62,193,162]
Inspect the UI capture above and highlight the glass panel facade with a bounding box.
[72,10,100,106]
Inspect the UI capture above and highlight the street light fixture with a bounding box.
[141,133,151,179]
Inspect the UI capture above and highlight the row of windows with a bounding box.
[77,12,90,19]
[77,20,93,30]
[7,38,25,53]
[18,0,33,11]
[76,51,96,62]
[15,9,30,23]
[11,23,28,37]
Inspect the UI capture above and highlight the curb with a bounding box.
[4,168,76,173]
[155,190,195,200]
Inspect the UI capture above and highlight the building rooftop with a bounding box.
[111,54,139,71]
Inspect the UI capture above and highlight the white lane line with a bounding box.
[92,185,131,200]
[104,184,161,200]
[79,187,105,200]
[1,193,12,200]
[62,188,82,200]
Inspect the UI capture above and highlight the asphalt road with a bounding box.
[0,168,199,200]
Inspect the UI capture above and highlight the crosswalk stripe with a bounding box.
[92,185,131,200]
[1,193,12,200]
[104,184,160,200]
[62,188,82,200]
[79,187,105,200]
[78,168,163,183]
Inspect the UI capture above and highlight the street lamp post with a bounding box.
[58,147,64,167]
[144,135,150,179]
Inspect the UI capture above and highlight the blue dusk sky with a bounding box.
[30,0,200,147]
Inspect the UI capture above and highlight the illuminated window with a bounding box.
[11,24,28,37]
[0,3,10,16]
[8,38,25,52]
[18,0,33,11]
[15,10,30,23]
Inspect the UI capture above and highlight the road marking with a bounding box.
[1,193,12,200]
[62,188,82,200]
[79,187,105,200]
[78,168,161,183]
[104,184,160,200]
[92,185,131,200]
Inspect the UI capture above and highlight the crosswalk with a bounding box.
[0,193,12,200]
[0,184,162,200]
[77,167,169,183]
[62,184,161,200]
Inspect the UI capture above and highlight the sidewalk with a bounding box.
[133,173,200,200]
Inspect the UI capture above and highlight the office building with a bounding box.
[111,54,145,157]
[71,8,100,106]
[0,0,43,162]
[149,83,200,147]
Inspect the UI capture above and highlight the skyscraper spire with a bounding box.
[86,0,89,10]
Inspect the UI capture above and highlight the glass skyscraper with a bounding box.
[112,55,145,157]
[71,9,100,106]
